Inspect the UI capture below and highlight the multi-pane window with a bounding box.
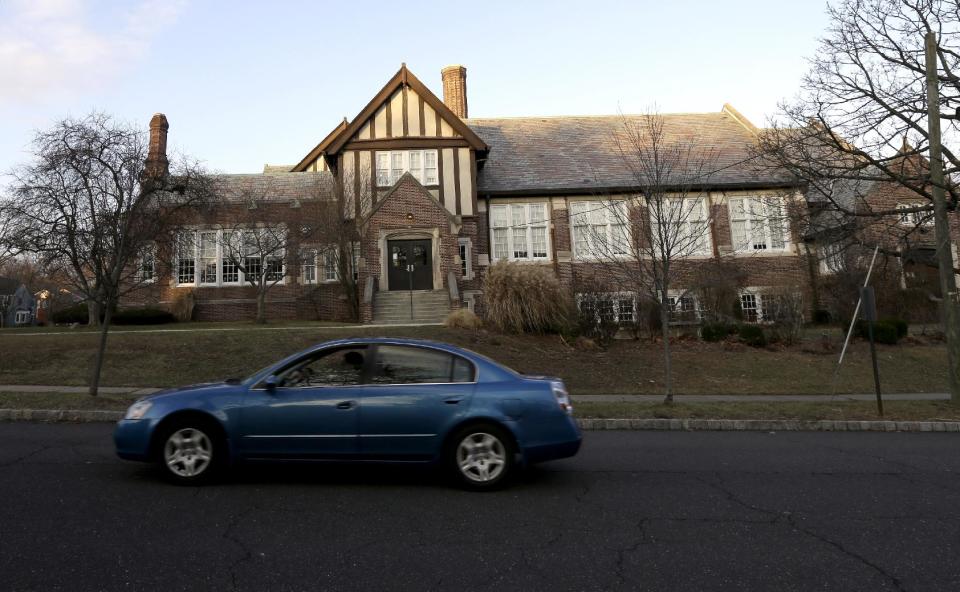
[375,150,440,186]
[577,292,636,324]
[458,238,473,279]
[667,294,702,323]
[570,201,630,258]
[650,198,712,256]
[729,197,790,252]
[301,247,339,284]
[14,310,31,325]
[819,241,847,275]
[175,229,286,286]
[221,232,240,283]
[490,203,550,261]
[739,291,799,324]
[176,232,196,284]
[301,249,317,284]
[897,203,934,227]
[138,243,155,283]
[199,232,218,284]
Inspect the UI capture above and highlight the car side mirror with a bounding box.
[263,375,279,392]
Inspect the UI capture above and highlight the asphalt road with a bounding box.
[1,424,959,592]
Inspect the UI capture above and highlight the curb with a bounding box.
[576,418,960,432]
[1,410,960,432]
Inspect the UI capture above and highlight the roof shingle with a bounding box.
[466,112,794,195]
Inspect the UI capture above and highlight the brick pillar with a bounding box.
[145,113,169,178]
[441,65,468,119]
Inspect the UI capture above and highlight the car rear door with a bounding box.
[357,344,476,460]
[238,346,369,459]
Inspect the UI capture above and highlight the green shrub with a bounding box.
[51,304,89,324]
[812,309,832,325]
[856,320,900,344]
[700,323,735,342]
[737,324,767,348]
[111,308,176,325]
[881,317,908,338]
[483,261,573,333]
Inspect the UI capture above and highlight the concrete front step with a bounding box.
[372,289,453,324]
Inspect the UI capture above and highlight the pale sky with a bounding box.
[0,0,832,177]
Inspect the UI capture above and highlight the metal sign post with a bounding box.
[407,264,415,320]
[861,286,883,417]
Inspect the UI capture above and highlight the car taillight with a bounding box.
[552,381,573,414]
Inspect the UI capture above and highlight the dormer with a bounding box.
[293,64,488,217]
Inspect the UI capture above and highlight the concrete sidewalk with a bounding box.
[0,384,949,402]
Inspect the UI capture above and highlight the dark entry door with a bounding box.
[388,239,432,290]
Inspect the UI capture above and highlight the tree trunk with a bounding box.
[660,299,673,405]
[87,300,100,327]
[255,289,267,324]
[88,303,113,397]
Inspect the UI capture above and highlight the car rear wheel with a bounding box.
[157,421,222,484]
[448,425,515,490]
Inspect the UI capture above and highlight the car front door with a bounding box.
[238,346,369,459]
[357,344,476,459]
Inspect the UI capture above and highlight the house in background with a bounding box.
[0,277,37,327]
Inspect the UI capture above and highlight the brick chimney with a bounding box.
[441,65,468,119]
[145,113,169,178]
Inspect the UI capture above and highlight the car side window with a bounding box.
[277,347,367,388]
[370,345,471,385]
[452,356,474,382]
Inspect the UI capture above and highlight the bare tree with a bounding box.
[1,113,213,395]
[579,112,718,403]
[757,0,960,399]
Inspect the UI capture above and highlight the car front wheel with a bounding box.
[448,425,515,490]
[157,422,221,484]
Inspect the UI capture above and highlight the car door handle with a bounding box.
[336,400,356,410]
[444,397,464,405]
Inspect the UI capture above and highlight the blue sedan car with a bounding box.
[115,338,581,489]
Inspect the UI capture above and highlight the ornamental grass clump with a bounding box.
[483,261,573,334]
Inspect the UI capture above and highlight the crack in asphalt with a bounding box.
[699,472,909,592]
[0,444,52,468]
[785,513,908,592]
[221,503,260,592]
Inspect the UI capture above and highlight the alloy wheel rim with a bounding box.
[164,428,213,478]
[456,432,506,483]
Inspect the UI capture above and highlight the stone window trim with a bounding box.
[14,310,31,325]
[489,202,552,263]
[728,196,792,255]
[738,287,802,324]
[174,227,288,288]
[663,290,704,324]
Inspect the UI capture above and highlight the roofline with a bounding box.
[292,119,349,172]
[325,64,489,156]
[480,181,801,197]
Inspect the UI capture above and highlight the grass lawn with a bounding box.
[574,400,960,421]
[0,323,951,396]
[3,392,959,422]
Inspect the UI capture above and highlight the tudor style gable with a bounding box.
[293,64,487,219]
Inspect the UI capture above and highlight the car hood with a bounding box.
[140,380,241,401]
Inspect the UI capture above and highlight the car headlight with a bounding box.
[124,400,153,420]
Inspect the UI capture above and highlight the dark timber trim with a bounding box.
[323,64,488,155]
[370,150,376,208]
[343,138,470,150]
[437,148,445,210]
[385,94,393,139]
[291,119,348,172]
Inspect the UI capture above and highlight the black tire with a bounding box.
[155,418,224,485]
[446,424,516,490]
